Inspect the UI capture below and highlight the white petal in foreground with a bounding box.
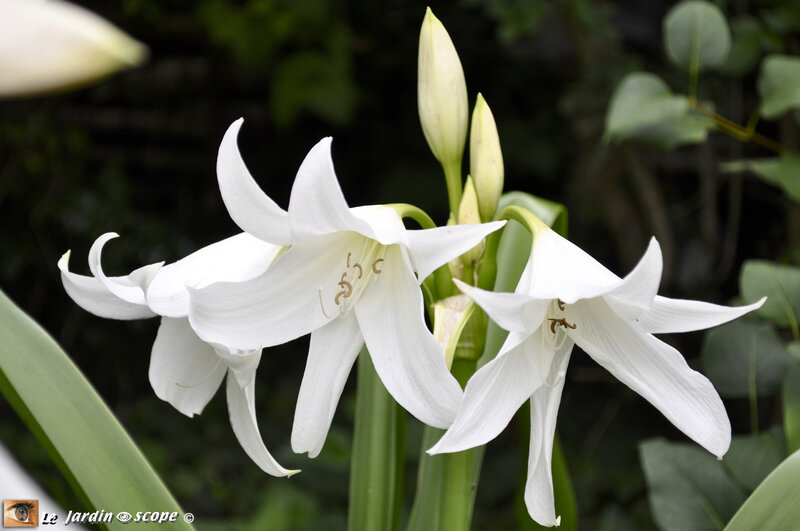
[636,295,767,335]
[0,0,147,97]
[226,375,299,477]
[292,313,363,458]
[355,246,463,428]
[405,221,506,282]
[565,298,731,457]
[88,233,159,306]
[149,318,226,417]
[429,329,554,455]
[453,279,547,335]
[58,251,155,320]
[216,120,292,246]
[604,238,663,321]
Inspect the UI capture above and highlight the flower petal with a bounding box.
[428,329,556,454]
[217,119,291,245]
[58,251,156,320]
[287,137,373,242]
[214,347,262,389]
[292,313,363,458]
[88,232,160,305]
[189,231,355,350]
[565,298,731,457]
[527,228,621,303]
[453,279,548,334]
[149,317,225,417]
[405,221,506,282]
[147,232,281,318]
[524,345,571,528]
[636,295,766,335]
[604,237,663,320]
[354,245,463,428]
[226,373,299,477]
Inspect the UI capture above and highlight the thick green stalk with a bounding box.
[407,426,444,531]
[443,160,463,215]
[348,350,406,531]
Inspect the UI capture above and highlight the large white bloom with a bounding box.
[428,224,765,527]
[59,231,298,477]
[189,119,505,457]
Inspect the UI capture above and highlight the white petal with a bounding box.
[147,232,281,318]
[88,233,159,305]
[453,279,548,335]
[58,251,155,320]
[565,298,731,457]
[0,0,146,97]
[149,317,225,417]
[428,329,556,454]
[405,221,507,281]
[354,245,463,428]
[604,237,663,320]
[214,347,262,389]
[226,373,299,477]
[287,138,373,242]
[216,119,291,246]
[527,228,621,303]
[350,205,410,247]
[189,231,355,350]
[636,295,766,335]
[291,314,363,458]
[524,346,572,528]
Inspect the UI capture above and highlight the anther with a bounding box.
[346,252,352,268]
[557,299,565,311]
[372,258,384,274]
[548,318,576,334]
[335,280,353,304]
[352,263,363,278]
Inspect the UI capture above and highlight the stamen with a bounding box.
[319,287,336,318]
[372,258,384,274]
[548,318,576,334]
[175,358,223,388]
[557,299,565,311]
[351,263,363,279]
[346,252,352,268]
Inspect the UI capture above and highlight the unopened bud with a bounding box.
[470,94,504,221]
[458,176,483,266]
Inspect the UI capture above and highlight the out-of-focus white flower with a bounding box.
[0,0,146,97]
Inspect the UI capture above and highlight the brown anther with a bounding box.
[372,258,384,274]
[557,299,565,311]
[352,263,363,279]
[346,252,352,268]
[548,318,576,334]
[335,280,353,304]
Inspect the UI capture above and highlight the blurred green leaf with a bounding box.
[721,154,800,203]
[0,289,191,530]
[605,72,710,148]
[664,0,731,72]
[640,438,746,531]
[702,320,790,398]
[758,55,800,119]
[719,16,764,76]
[783,364,800,454]
[740,260,800,330]
[724,448,800,530]
[724,428,785,492]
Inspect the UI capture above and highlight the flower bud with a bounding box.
[417,7,468,169]
[0,0,148,98]
[458,176,483,266]
[470,93,504,221]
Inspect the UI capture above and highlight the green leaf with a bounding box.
[701,320,790,398]
[783,364,800,454]
[740,260,800,332]
[664,0,732,72]
[0,289,191,530]
[720,158,780,185]
[724,448,800,530]
[721,155,800,203]
[758,55,800,119]
[640,438,747,531]
[719,16,766,77]
[724,428,786,492]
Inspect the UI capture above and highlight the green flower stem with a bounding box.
[688,98,786,154]
[443,160,463,216]
[390,203,437,230]
[348,349,406,531]
[407,427,444,531]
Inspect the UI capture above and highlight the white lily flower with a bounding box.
[0,0,147,97]
[59,231,298,477]
[189,119,506,457]
[428,224,765,527]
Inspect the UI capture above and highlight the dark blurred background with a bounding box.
[1,0,799,529]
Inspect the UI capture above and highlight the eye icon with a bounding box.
[3,500,38,527]
[117,511,133,524]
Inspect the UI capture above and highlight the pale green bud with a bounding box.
[0,0,148,98]
[458,176,483,266]
[470,93,504,221]
[417,7,468,169]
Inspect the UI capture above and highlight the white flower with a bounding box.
[428,224,765,527]
[0,0,146,97]
[189,119,506,457]
[59,231,298,477]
